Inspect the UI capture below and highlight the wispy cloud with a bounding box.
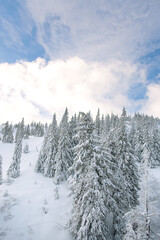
[0,17,23,50]
[23,0,160,62]
[0,1,45,62]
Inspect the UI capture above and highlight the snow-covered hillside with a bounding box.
[149,167,160,239]
[0,137,72,240]
[0,136,160,239]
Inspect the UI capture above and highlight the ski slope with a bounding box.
[0,137,72,240]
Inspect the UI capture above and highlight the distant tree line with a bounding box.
[0,120,47,143]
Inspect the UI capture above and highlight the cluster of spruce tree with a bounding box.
[35,107,160,239]
[1,120,46,143]
[1,121,14,143]
[0,119,31,182]
[27,121,46,137]
[35,109,72,182]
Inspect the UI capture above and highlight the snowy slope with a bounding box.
[0,136,160,240]
[0,137,72,240]
[149,167,160,239]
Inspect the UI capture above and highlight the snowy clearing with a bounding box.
[0,137,72,240]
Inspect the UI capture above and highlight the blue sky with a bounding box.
[0,0,45,62]
[0,0,160,122]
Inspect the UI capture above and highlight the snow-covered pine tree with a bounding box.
[134,116,145,163]
[124,147,151,240]
[0,155,2,184]
[112,108,139,240]
[24,124,30,139]
[107,125,126,240]
[69,112,116,240]
[68,114,77,160]
[2,121,9,143]
[128,120,136,151]
[139,147,150,239]
[2,122,14,143]
[69,114,77,141]
[110,112,119,129]
[43,114,59,177]
[116,108,139,208]
[7,123,23,178]
[20,118,25,139]
[35,124,52,174]
[100,114,105,137]
[44,123,48,133]
[105,113,111,134]
[7,124,14,143]
[141,119,160,167]
[142,121,155,167]
[34,123,44,137]
[95,108,101,136]
[123,210,139,240]
[15,118,24,143]
[54,108,73,183]
[151,126,160,167]
[23,143,29,154]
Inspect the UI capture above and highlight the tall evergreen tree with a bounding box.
[110,113,119,129]
[128,120,136,151]
[43,114,59,177]
[123,210,139,240]
[54,108,73,183]
[44,123,48,133]
[112,108,139,240]
[105,114,111,134]
[151,127,160,166]
[124,148,151,240]
[15,118,24,143]
[23,143,29,154]
[68,114,77,160]
[134,117,145,163]
[0,155,2,184]
[107,126,127,240]
[7,124,23,178]
[70,112,116,240]
[7,124,14,143]
[142,121,155,166]
[95,108,101,136]
[100,114,105,137]
[2,121,9,143]
[117,108,139,208]
[35,124,53,174]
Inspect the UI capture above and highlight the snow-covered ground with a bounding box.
[149,167,160,239]
[0,137,72,240]
[0,136,160,240]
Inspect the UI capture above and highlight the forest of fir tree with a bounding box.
[1,107,160,239]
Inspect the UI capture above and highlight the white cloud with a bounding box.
[0,57,145,123]
[23,0,160,61]
[141,83,160,118]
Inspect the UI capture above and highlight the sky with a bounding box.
[0,0,160,123]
